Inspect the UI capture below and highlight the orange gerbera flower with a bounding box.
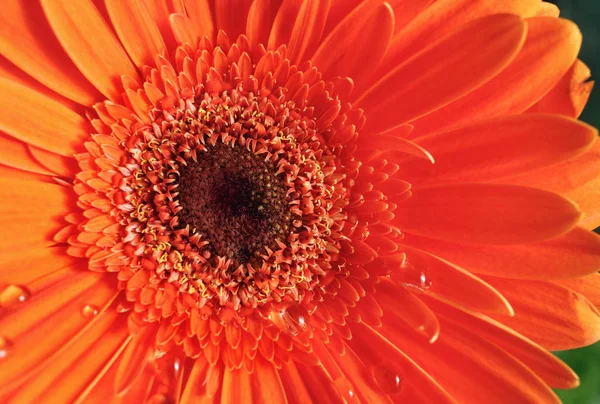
[0,0,599,403]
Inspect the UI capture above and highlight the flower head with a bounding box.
[0,0,599,403]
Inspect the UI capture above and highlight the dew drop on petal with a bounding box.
[372,362,403,394]
[0,336,13,360]
[0,284,31,308]
[81,304,99,318]
[334,377,359,403]
[154,353,182,387]
[400,257,431,293]
[281,304,310,336]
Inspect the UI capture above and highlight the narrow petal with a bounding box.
[267,0,303,50]
[41,0,140,101]
[0,78,89,156]
[287,0,331,64]
[0,246,77,285]
[0,176,72,249]
[28,147,80,178]
[183,0,214,39]
[170,13,201,47]
[376,278,441,342]
[485,277,600,350]
[555,274,600,309]
[355,14,526,133]
[0,0,101,105]
[7,312,128,403]
[356,316,559,404]
[246,0,276,51]
[393,184,581,245]
[220,368,253,404]
[312,1,394,86]
[401,114,597,186]
[0,55,80,111]
[213,0,253,39]
[349,322,457,404]
[0,133,54,176]
[395,247,514,315]
[410,17,582,135]
[252,357,288,403]
[402,227,600,280]
[144,0,178,51]
[425,298,580,389]
[506,141,600,229]
[381,0,540,71]
[527,59,593,118]
[106,0,167,68]
[0,269,118,388]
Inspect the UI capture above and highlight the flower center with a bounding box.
[178,143,291,266]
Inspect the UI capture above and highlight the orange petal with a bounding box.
[0,177,72,249]
[287,0,330,64]
[505,141,600,230]
[393,184,581,245]
[246,0,276,52]
[485,277,600,350]
[144,0,178,51]
[402,227,600,280]
[411,17,582,135]
[313,1,394,86]
[0,55,80,111]
[278,361,313,403]
[402,114,597,186]
[0,133,54,176]
[537,2,560,17]
[213,0,252,39]
[28,146,80,178]
[355,14,526,133]
[8,312,128,404]
[179,357,211,403]
[554,273,600,311]
[41,0,140,101]
[0,246,77,285]
[220,367,253,404]
[0,271,118,389]
[348,322,456,403]
[395,247,514,315]
[426,298,579,389]
[527,59,593,118]
[381,0,539,71]
[106,0,167,68]
[0,0,100,105]
[170,13,201,47]
[183,0,214,39]
[314,341,392,403]
[379,313,560,403]
[267,0,303,50]
[0,78,89,156]
[376,278,441,342]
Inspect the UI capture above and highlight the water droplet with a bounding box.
[281,304,310,336]
[0,284,31,308]
[154,353,182,385]
[81,304,99,318]
[373,362,403,394]
[400,258,431,293]
[0,336,13,360]
[334,377,359,403]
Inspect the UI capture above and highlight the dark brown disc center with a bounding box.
[178,143,291,266]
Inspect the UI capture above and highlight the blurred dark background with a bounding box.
[548,1,600,403]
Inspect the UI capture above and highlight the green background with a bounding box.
[549,1,600,403]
